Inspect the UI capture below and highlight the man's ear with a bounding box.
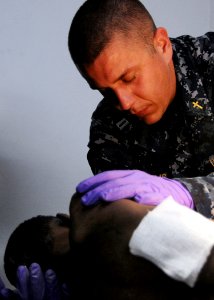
[153,27,173,63]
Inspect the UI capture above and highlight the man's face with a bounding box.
[85,28,176,125]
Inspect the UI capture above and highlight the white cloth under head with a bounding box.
[129,196,214,287]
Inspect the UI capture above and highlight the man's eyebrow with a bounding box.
[88,67,134,90]
[112,67,134,84]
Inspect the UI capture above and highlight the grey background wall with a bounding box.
[0,0,213,286]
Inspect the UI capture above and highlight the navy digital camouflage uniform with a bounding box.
[87,32,214,218]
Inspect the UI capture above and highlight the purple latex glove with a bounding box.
[0,275,18,299]
[76,170,194,208]
[0,263,71,300]
[17,264,45,300]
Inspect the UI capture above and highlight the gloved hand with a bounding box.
[0,275,18,299]
[76,170,194,208]
[0,263,71,300]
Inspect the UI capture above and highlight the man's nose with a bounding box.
[114,88,133,110]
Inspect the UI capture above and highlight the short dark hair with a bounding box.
[68,0,156,74]
[4,215,69,286]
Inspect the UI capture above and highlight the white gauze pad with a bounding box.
[129,196,214,287]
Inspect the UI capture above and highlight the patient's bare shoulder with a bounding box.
[69,192,154,243]
[69,194,213,300]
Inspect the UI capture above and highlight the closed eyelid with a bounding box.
[121,73,136,83]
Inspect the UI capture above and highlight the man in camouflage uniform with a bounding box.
[1,1,214,296]
[68,0,214,218]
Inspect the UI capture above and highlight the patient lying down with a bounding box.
[4,193,214,299]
